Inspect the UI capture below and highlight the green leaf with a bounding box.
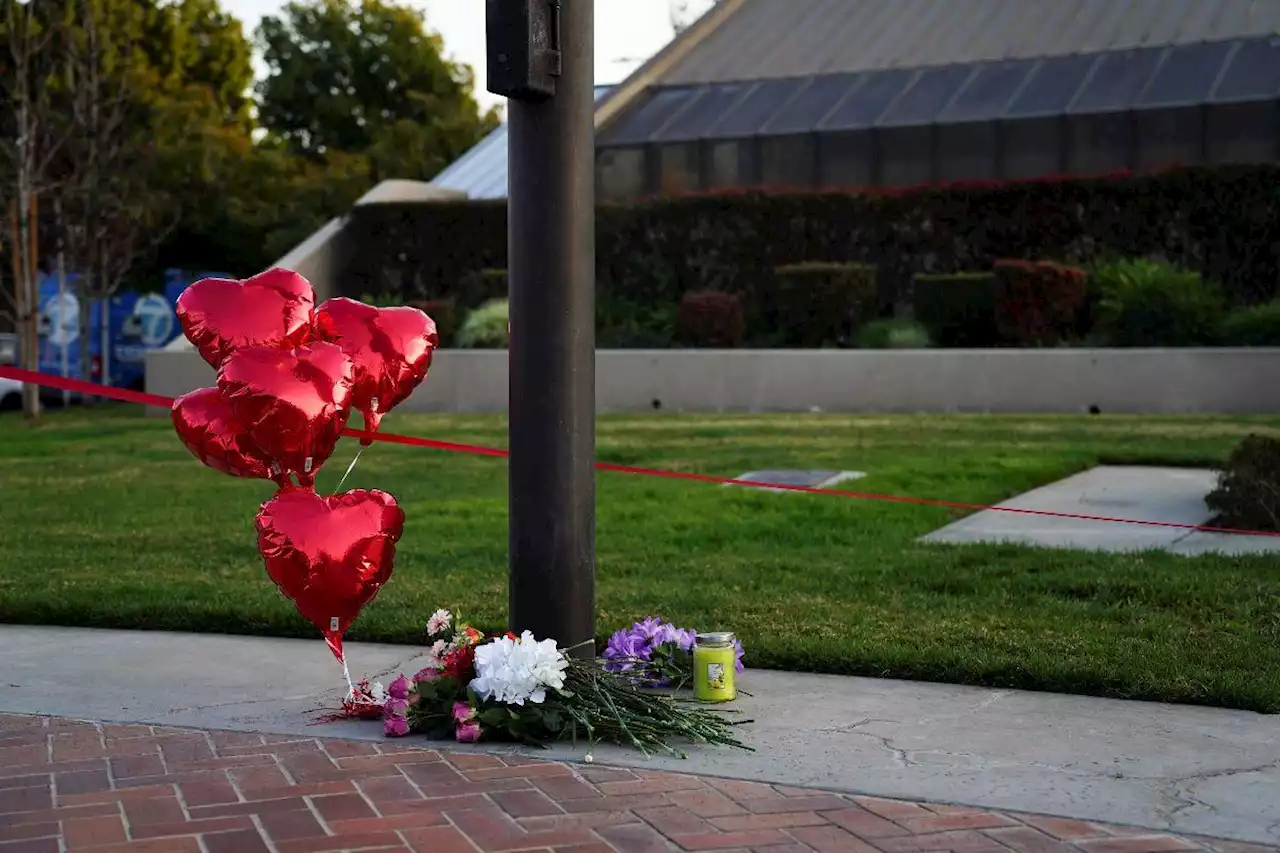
[478,708,507,726]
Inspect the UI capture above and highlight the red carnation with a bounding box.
[441,643,476,681]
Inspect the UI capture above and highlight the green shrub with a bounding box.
[410,298,458,348]
[596,294,677,348]
[457,268,508,310]
[1092,258,1224,347]
[677,291,745,348]
[768,262,878,347]
[456,298,509,348]
[1220,300,1280,346]
[993,260,1088,346]
[912,272,998,347]
[1206,435,1280,531]
[856,318,932,349]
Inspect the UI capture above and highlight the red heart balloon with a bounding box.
[313,298,438,442]
[177,268,315,368]
[217,342,355,487]
[170,386,281,483]
[255,486,405,663]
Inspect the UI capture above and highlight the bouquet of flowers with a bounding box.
[602,617,745,688]
[379,609,750,757]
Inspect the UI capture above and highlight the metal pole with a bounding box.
[505,0,596,652]
[100,295,110,389]
[55,197,69,407]
[57,242,69,407]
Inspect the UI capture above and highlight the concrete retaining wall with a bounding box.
[145,348,1280,415]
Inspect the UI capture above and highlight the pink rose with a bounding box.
[413,667,441,684]
[388,675,410,700]
[451,701,476,724]
[384,697,409,717]
[455,721,481,743]
[384,714,410,737]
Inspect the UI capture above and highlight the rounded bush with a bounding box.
[1220,300,1280,346]
[1206,435,1280,531]
[456,298,509,348]
[856,319,932,349]
[993,260,1088,346]
[1092,259,1224,347]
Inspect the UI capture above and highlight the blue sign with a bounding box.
[37,268,230,391]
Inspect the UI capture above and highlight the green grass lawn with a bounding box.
[2,407,1279,711]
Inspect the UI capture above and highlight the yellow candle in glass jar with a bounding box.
[693,632,737,702]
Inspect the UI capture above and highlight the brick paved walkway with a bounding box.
[1,714,1274,853]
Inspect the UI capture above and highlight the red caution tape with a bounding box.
[2,365,1277,539]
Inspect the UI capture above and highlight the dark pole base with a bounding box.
[506,0,596,657]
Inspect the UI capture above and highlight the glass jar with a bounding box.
[693,632,737,702]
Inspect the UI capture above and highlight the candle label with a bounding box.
[707,662,726,690]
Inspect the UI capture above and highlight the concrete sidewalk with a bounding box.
[1,626,1277,845]
[922,466,1280,556]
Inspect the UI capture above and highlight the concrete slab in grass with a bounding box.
[922,465,1280,555]
[727,469,867,493]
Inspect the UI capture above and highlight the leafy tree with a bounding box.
[256,0,498,171]
[0,0,67,417]
[143,0,255,127]
[0,0,258,388]
[156,136,372,277]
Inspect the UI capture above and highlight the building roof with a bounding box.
[432,85,614,200]
[598,33,1280,145]
[658,0,1280,85]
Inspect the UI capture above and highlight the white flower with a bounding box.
[469,631,569,706]
[426,609,452,636]
[421,639,448,670]
[368,681,387,703]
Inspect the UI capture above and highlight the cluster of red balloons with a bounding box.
[170,268,438,664]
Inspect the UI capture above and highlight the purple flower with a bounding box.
[604,617,742,683]
[451,701,476,724]
[602,628,651,671]
[455,721,481,743]
[388,675,410,700]
[384,714,409,737]
[668,627,697,652]
[633,617,665,642]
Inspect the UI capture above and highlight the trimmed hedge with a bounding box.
[677,291,744,348]
[597,296,677,348]
[458,268,509,311]
[342,165,1280,345]
[770,262,878,347]
[913,272,998,347]
[993,260,1088,346]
